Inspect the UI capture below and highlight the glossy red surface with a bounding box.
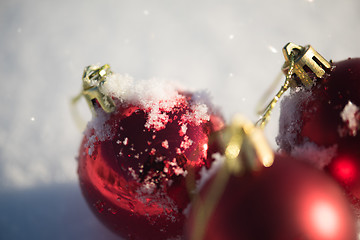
[278,58,360,203]
[186,155,357,240]
[300,58,360,147]
[78,93,224,240]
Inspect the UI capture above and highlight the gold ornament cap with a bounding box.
[257,42,332,128]
[282,42,331,88]
[223,115,274,174]
[189,115,274,240]
[82,64,116,114]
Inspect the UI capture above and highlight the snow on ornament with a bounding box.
[258,43,360,213]
[75,64,224,240]
[186,116,356,240]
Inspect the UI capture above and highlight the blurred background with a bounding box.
[1,0,359,239]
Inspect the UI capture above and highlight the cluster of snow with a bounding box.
[134,183,179,223]
[84,110,114,155]
[181,103,210,125]
[289,142,337,169]
[276,88,338,169]
[276,89,313,151]
[277,93,360,170]
[339,101,360,137]
[100,71,213,131]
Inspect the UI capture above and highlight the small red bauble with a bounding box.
[186,154,357,240]
[77,65,224,240]
[277,48,360,207]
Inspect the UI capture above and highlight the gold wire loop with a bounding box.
[255,71,284,115]
[70,92,87,131]
[256,52,295,128]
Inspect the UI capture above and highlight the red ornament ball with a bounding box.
[186,154,357,240]
[277,58,360,207]
[78,85,224,240]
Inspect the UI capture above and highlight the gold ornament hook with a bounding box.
[257,43,332,128]
[225,115,274,172]
[189,115,274,240]
[82,64,116,115]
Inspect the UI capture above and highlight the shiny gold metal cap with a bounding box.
[282,42,331,88]
[82,64,115,114]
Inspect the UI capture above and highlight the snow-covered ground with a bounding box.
[1,0,360,239]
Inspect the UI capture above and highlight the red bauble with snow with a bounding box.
[77,66,224,240]
[277,53,360,207]
[185,116,356,240]
[186,154,356,240]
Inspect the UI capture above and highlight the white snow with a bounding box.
[162,139,169,149]
[180,135,193,150]
[340,101,360,137]
[85,110,114,143]
[276,89,313,150]
[289,142,337,169]
[181,103,210,125]
[145,110,170,130]
[276,86,339,169]
[103,72,213,130]
[2,0,360,239]
[179,123,188,136]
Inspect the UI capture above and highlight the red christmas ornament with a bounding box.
[275,43,360,208]
[187,154,357,240]
[76,65,224,240]
[186,117,357,240]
